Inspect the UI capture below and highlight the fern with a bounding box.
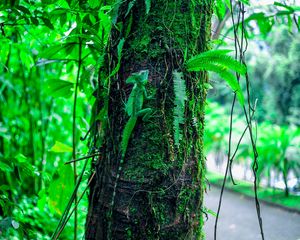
[186,49,246,105]
[173,71,187,147]
[145,0,151,14]
[125,0,151,16]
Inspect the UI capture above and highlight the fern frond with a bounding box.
[187,51,246,75]
[218,71,245,106]
[173,71,187,147]
[145,0,151,14]
[186,49,246,105]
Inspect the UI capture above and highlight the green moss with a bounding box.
[96,0,213,238]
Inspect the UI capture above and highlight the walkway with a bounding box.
[204,186,300,240]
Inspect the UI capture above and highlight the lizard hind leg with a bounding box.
[136,108,153,121]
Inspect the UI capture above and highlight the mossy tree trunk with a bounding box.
[86,1,214,239]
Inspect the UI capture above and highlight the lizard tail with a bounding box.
[107,157,123,240]
[107,117,137,239]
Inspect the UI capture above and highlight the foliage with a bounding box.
[186,49,246,105]
[207,171,300,211]
[211,25,300,126]
[173,71,187,147]
[0,0,107,238]
[205,101,300,195]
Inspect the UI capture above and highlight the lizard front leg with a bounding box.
[143,87,156,100]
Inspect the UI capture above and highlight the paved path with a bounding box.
[204,186,300,240]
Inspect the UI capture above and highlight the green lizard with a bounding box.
[107,70,154,238]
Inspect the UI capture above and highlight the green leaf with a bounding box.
[88,0,101,8]
[106,38,125,80]
[14,154,39,179]
[49,141,73,153]
[218,70,244,106]
[224,0,231,10]
[239,0,250,5]
[16,5,30,15]
[37,189,47,211]
[15,153,27,163]
[45,79,74,98]
[215,0,226,20]
[110,0,122,24]
[203,207,217,217]
[125,13,133,38]
[41,17,54,30]
[100,6,112,11]
[19,50,34,71]
[0,161,13,172]
[48,165,74,215]
[256,17,273,37]
[41,44,64,59]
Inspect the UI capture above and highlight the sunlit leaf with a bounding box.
[215,0,226,20]
[203,207,217,217]
[49,141,73,153]
[45,79,74,98]
[0,161,13,172]
[48,165,74,215]
[239,0,250,5]
[88,0,100,8]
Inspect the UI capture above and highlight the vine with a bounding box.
[213,1,265,240]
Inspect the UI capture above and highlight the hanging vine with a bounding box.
[213,1,265,240]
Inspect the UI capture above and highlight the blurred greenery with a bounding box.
[205,101,300,196]
[207,171,300,211]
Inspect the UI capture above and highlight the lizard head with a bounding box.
[126,70,149,86]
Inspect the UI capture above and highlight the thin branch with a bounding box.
[65,153,100,165]
[54,172,96,240]
[72,38,82,240]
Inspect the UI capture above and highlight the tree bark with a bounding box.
[86,1,214,239]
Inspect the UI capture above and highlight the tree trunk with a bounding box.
[86,1,213,239]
